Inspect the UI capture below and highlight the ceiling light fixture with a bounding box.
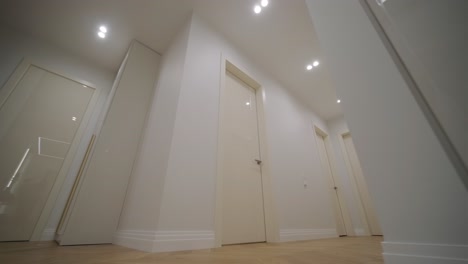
[261,0,269,7]
[99,26,107,33]
[337,99,341,103]
[97,25,107,39]
[313,60,320,67]
[306,64,313,71]
[377,0,387,6]
[254,5,262,14]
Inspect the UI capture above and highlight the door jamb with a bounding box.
[214,55,279,247]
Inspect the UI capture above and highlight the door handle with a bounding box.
[255,159,262,165]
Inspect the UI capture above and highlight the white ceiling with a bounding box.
[0,0,342,120]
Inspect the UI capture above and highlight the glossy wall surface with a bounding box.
[0,65,93,241]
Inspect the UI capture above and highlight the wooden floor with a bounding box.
[0,236,383,264]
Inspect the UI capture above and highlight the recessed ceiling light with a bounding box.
[313,60,320,67]
[261,0,269,7]
[246,102,251,106]
[98,31,106,38]
[254,5,262,14]
[337,99,341,103]
[99,26,107,33]
[377,0,387,6]
[306,65,313,71]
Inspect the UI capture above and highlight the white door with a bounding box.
[0,64,95,241]
[342,133,382,235]
[315,130,348,236]
[220,71,266,245]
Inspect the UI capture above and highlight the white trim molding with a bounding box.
[40,228,56,241]
[114,230,215,253]
[354,228,368,236]
[383,241,468,264]
[279,229,337,242]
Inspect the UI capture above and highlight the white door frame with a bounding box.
[339,131,374,236]
[313,125,355,236]
[214,56,279,247]
[0,59,101,241]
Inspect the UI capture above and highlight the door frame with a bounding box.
[313,125,355,236]
[0,58,101,241]
[339,131,374,236]
[214,56,279,247]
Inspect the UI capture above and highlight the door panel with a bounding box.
[0,65,94,241]
[316,132,347,236]
[343,134,382,235]
[221,71,266,245]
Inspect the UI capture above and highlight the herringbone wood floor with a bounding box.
[0,236,383,264]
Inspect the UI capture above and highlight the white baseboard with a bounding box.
[114,230,215,253]
[279,229,337,242]
[383,241,468,264]
[40,228,56,241]
[354,228,367,236]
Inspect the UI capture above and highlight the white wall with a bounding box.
[59,41,160,245]
[117,20,191,233]
[266,81,335,235]
[115,13,337,252]
[0,24,115,240]
[306,0,468,263]
[370,0,468,169]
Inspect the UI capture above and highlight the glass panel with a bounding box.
[0,65,93,241]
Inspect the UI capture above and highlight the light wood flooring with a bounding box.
[0,236,383,264]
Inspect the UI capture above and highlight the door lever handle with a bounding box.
[255,159,262,165]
